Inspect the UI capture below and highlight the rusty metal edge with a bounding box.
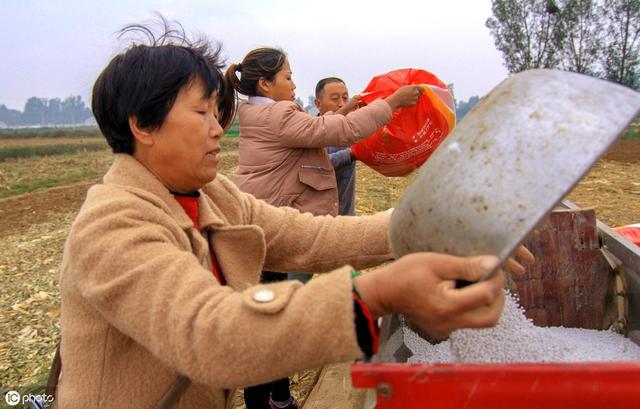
[560,199,640,273]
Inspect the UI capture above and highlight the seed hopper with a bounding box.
[351,70,640,408]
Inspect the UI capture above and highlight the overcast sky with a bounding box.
[1,0,508,111]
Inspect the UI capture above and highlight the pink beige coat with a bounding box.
[58,154,391,409]
[235,99,392,216]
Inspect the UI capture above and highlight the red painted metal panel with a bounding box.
[352,362,640,408]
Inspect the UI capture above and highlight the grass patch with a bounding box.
[0,150,113,199]
[0,141,108,162]
[221,137,239,151]
[0,126,101,140]
[0,137,105,148]
[5,170,95,197]
[226,121,239,137]
[623,122,639,139]
[621,116,639,140]
[0,142,239,199]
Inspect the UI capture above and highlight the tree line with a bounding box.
[487,0,640,89]
[457,0,638,120]
[0,95,93,127]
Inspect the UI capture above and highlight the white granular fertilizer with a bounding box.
[406,290,640,364]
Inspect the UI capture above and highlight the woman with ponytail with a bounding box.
[224,48,423,409]
[225,48,422,219]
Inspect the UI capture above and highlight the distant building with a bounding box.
[0,121,7,129]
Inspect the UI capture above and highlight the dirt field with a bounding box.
[0,137,638,402]
[566,138,640,227]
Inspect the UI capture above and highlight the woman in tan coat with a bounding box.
[56,19,512,409]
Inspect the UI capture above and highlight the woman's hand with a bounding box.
[335,94,362,115]
[385,85,423,111]
[504,245,535,275]
[354,253,505,340]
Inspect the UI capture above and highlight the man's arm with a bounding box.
[327,146,353,171]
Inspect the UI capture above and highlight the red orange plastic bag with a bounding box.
[351,68,455,177]
[615,224,640,247]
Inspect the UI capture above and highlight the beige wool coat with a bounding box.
[58,154,392,409]
[234,98,392,216]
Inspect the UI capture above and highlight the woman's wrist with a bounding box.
[353,269,387,319]
[384,95,399,111]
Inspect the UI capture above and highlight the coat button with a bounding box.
[253,288,275,303]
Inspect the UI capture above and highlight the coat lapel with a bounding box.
[104,154,267,289]
[197,182,265,289]
[209,226,265,290]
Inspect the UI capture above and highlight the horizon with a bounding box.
[1,0,508,111]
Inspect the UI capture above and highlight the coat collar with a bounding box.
[248,95,275,106]
[104,154,227,231]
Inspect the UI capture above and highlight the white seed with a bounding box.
[404,290,640,364]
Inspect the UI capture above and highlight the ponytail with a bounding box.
[217,70,237,129]
[223,47,287,97]
[224,63,244,99]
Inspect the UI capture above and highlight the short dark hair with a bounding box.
[91,16,235,154]
[224,47,287,97]
[315,77,345,99]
